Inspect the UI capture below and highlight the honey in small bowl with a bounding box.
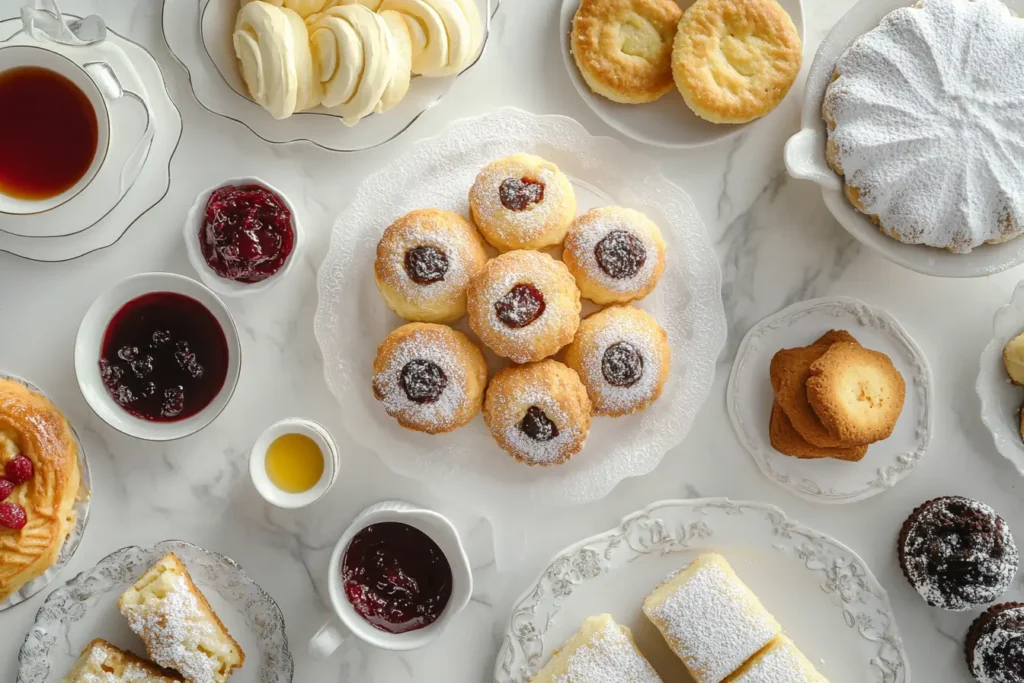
[265,432,324,494]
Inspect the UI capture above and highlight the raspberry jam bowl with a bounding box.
[184,177,302,296]
[75,273,241,441]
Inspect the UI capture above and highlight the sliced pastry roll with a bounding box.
[725,635,828,682]
[62,639,182,683]
[531,614,662,683]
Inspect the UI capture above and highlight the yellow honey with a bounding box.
[265,433,324,493]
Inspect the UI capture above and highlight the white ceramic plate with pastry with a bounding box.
[559,0,805,149]
[977,281,1024,476]
[494,498,908,682]
[784,0,1024,278]
[728,296,933,504]
[16,540,292,683]
[162,0,499,152]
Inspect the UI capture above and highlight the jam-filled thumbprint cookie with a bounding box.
[467,250,582,364]
[564,305,670,417]
[563,206,666,305]
[483,360,592,466]
[468,153,577,252]
[374,209,489,323]
[372,323,488,434]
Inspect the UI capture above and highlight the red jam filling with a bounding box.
[399,360,447,404]
[499,177,545,211]
[494,283,545,328]
[99,292,229,422]
[404,246,449,285]
[594,230,646,280]
[602,342,644,387]
[200,184,294,284]
[342,522,453,634]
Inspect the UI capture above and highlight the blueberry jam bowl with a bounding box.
[184,177,302,297]
[75,273,241,441]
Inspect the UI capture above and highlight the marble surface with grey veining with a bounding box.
[2,0,1023,681]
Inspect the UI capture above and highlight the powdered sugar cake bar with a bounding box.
[530,614,663,683]
[117,553,244,683]
[725,635,828,682]
[643,554,781,683]
[62,639,183,683]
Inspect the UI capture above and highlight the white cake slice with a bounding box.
[530,614,663,682]
[62,639,182,683]
[726,635,828,682]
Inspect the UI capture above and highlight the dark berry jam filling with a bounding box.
[399,360,447,404]
[602,342,644,387]
[404,246,449,285]
[200,184,294,284]
[494,283,546,329]
[594,230,647,280]
[519,406,559,442]
[342,522,453,634]
[99,292,229,422]
[498,177,545,211]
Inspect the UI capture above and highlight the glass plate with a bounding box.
[17,540,293,683]
[162,0,501,152]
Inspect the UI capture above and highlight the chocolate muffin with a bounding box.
[966,602,1024,682]
[898,496,1018,611]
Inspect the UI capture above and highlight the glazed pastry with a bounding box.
[63,639,183,683]
[372,323,488,434]
[643,553,781,683]
[725,635,828,683]
[0,378,79,603]
[673,0,801,124]
[118,553,245,683]
[469,154,577,253]
[374,208,489,323]
[467,250,582,364]
[378,9,413,112]
[530,614,663,683]
[898,497,1018,611]
[966,602,1024,683]
[768,403,867,462]
[1004,331,1024,385]
[570,0,682,104]
[562,206,666,305]
[483,360,591,466]
[563,305,670,417]
[234,2,322,119]
[379,0,483,76]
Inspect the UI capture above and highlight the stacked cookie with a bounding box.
[768,330,905,461]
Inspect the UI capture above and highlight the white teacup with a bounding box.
[309,501,473,654]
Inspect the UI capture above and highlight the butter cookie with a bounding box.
[769,402,867,462]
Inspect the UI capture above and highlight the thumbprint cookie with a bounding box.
[468,154,577,252]
[374,209,489,323]
[571,0,683,104]
[372,323,488,434]
[483,360,591,466]
[562,206,666,305]
[564,305,670,417]
[672,0,802,124]
[467,250,582,364]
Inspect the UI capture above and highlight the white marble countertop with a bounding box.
[2,0,1023,681]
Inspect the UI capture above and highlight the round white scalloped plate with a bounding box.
[728,297,933,504]
[495,498,908,683]
[977,281,1024,474]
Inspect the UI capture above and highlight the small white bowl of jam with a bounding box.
[249,418,337,508]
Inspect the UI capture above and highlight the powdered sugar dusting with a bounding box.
[824,0,1024,253]
[565,208,659,292]
[471,161,567,242]
[376,217,476,304]
[972,605,1024,683]
[552,619,663,683]
[373,331,469,431]
[579,312,665,414]
[647,558,778,683]
[79,644,175,682]
[729,637,822,683]
[496,387,582,465]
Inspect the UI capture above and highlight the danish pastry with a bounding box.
[806,341,905,444]
[0,377,79,603]
[372,323,488,434]
[63,639,183,683]
[469,154,577,253]
[531,614,663,683]
[672,0,802,124]
[564,305,670,417]
[562,206,666,305]
[374,208,489,323]
[768,403,867,462]
[118,553,244,683]
[570,0,682,104]
[483,360,591,466]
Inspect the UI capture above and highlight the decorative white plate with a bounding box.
[728,297,933,504]
[162,0,500,152]
[784,0,1024,277]
[0,17,181,262]
[558,0,804,149]
[17,540,293,683]
[977,281,1024,475]
[314,108,726,513]
[0,372,90,612]
[494,498,908,683]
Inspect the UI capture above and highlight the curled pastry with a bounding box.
[379,0,481,76]
[378,9,413,112]
[241,0,329,18]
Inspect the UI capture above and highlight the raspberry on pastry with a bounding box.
[467,250,581,364]
[374,208,489,324]
[468,154,577,252]
[562,206,666,305]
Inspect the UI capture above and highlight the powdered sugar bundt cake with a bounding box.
[823,0,1024,253]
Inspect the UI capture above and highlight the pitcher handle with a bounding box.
[84,61,154,199]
